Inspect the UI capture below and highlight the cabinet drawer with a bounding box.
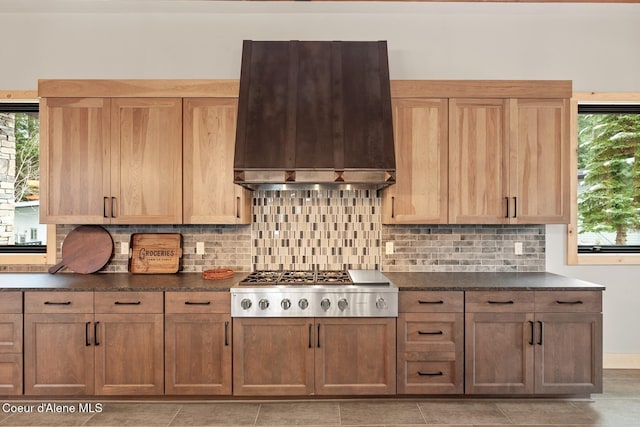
[0,292,21,313]
[535,291,602,313]
[465,291,534,312]
[165,292,230,314]
[25,292,93,313]
[398,360,459,392]
[398,313,462,354]
[399,291,463,313]
[0,314,22,353]
[94,292,163,313]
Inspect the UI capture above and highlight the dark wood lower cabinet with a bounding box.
[0,292,23,396]
[233,317,396,396]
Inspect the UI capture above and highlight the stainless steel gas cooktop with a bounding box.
[231,269,398,318]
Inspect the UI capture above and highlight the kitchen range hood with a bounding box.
[234,40,395,190]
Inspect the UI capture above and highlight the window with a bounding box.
[0,95,54,265]
[568,93,640,265]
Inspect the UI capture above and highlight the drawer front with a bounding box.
[0,292,21,313]
[465,290,534,313]
[25,292,93,313]
[165,292,230,314]
[399,291,463,313]
[0,314,22,353]
[94,292,163,314]
[398,313,462,354]
[397,359,461,394]
[535,291,602,313]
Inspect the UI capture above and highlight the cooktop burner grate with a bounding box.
[239,270,353,286]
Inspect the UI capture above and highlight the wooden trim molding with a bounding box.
[391,80,572,98]
[0,90,38,100]
[567,92,640,265]
[38,80,240,98]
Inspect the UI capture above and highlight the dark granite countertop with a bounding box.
[0,271,604,292]
[383,272,605,291]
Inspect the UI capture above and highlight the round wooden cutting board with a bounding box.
[48,225,114,274]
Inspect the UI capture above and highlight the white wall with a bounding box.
[3,0,640,358]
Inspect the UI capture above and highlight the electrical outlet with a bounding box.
[385,242,394,255]
[514,242,523,256]
[120,241,129,255]
[196,241,205,255]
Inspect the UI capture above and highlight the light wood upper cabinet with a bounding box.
[39,97,111,224]
[382,98,448,224]
[40,97,183,224]
[110,98,183,224]
[510,99,570,223]
[183,98,251,224]
[449,98,510,224]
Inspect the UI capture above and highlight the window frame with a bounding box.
[0,91,56,266]
[568,92,640,265]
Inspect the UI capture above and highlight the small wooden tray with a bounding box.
[129,233,182,274]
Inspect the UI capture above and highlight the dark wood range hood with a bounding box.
[234,40,396,189]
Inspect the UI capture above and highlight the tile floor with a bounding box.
[0,370,639,426]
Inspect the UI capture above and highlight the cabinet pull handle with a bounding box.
[317,323,321,348]
[391,196,395,219]
[487,300,514,304]
[528,320,535,345]
[44,301,71,305]
[94,321,100,346]
[512,197,517,218]
[308,324,312,348]
[418,330,443,335]
[505,196,510,218]
[224,321,229,346]
[114,301,141,305]
[537,321,543,345]
[103,197,109,218]
[236,196,241,219]
[111,197,117,218]
[418,300,444,305]
[556,300,583,305]
[184,301,211,305]
[86,322,91,346]
[417,371,443,377]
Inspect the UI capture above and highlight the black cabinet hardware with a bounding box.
[114,301,141,305]
[556,300,583,305]
[391,196,395,218]
[236,196,241,219]
[308,324,312,348]
[224,321,229,346]
[418,300,444,305]
[85,322,91,346]
[417,371,443,377]
[418,330,443,335]
[505,196,510,218]
[184,301,211,305]
[487,300,514,304]
[537,321,543,345]
[529,320,535,345]
[512,197,517,218]
[94,321,100,346]
[111,197,117,218]
[44,301,71,305]
[317,324,321,348]
[103,197,109,218]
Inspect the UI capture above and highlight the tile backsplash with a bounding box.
[8,190,545,273]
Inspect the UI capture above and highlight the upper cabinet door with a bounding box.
[110,98,183,224]
[183,98,251,224]
[510,99,570,224]
[40,98,111,224]
[449,98,510,224]
[382,98,448,224]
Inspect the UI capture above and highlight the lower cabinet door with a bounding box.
[0,354,22,395]
[315,318,396,395]
[94,313,164,395]
[534,312,603,394]
[465,312,535,394]
[233,318,314,396]
[24,313,95,395]
[165,313,232,395]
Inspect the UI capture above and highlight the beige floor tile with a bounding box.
[0,402,95,426]
[339,401,425,425]
[255,402,340,426]
[574,398,640,426]
[495,400,600,425]
[417,400,510,425]
[83,402,182,426]
[169,402,260,426]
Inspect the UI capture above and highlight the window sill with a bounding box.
[573,254,640,266]
[0,225,57,266]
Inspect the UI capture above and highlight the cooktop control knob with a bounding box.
[376,297,387,310]
[337,298,349,311]
[281,298,292,310]
[298,298,309,310]
[320,298,331,311]
[240,298,252,310]
[258,298,270,310]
